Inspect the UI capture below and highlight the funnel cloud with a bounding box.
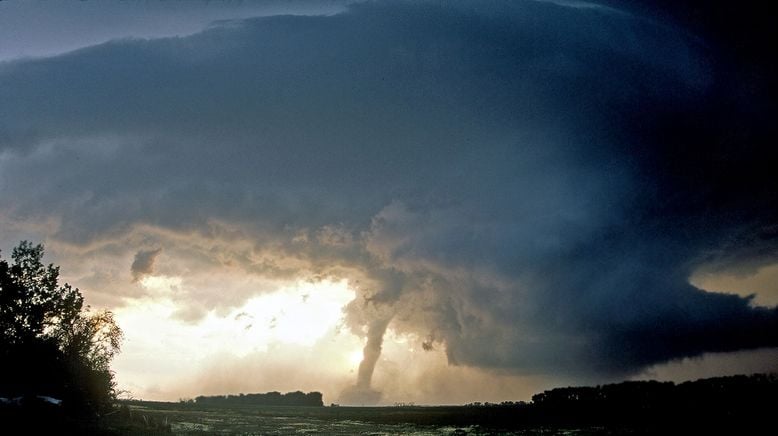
[340,316,391,404]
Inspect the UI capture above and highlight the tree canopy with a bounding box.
[0,241,122,415]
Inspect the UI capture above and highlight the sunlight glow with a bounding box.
[112,278,359,400]
[234,280,353,346]
[348,349,364,367]
[691,263,778,307]
[139,275,182,295]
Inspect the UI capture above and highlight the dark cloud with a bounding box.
[131,248,162,282]
[0,0,776,385]
[0,0,350,61]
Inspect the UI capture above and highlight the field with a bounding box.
[13,375,774,434]
[116,402,621,435]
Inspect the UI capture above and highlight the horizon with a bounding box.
[1,0,776,406]
[124,371,778,406]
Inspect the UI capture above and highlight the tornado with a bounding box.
[339,316,391,405]
[356,317,391,389]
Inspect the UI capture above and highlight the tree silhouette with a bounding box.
[0,241,122,415]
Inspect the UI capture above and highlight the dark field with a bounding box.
[116,401,623,435]
[6,375,774,435]
[108,375,776,435]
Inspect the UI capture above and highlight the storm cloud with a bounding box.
[1,0,776,390]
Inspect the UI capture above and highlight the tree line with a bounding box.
[530,373,777,420]
[193,391,324,407]
[459,374,777,432]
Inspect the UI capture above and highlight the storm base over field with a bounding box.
[1,0,776,404]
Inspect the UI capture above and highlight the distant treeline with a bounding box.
[193,391,323,407]
[530,373,776,418]
[467,373,778,432]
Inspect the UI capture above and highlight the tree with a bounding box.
[0,241,122,415]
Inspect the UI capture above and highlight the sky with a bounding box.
[0,0,776,405]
